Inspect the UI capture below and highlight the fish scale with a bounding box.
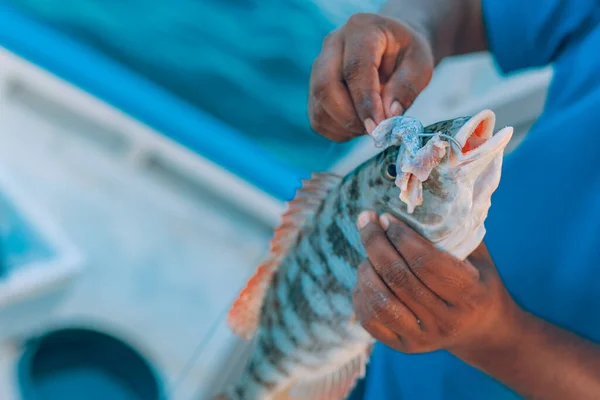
[228,174,369,399]
[219,110,514,400]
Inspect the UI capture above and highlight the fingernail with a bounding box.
[379,214,390,230]
[357,211,375,229]
[364,118,376,134]
[390,101,403,116]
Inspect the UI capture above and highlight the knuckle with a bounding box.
[310,57,322,74]
[387,263,410,287]
[308,110,323,132]
[414,263,433,282]
[400,98,415,113]
[466,289,489,310]
[436,320,457,338]
[422,65,434,83]
[311,79,329,102]
[389,78,420,108]
[356,261,370,280]
[357,90,378,112]
[342,58,363,83]
[407,253,428,268]
[358,314,379,333]
[361,226,383,248]
[384,225,404,244]
[345,126,364,138]
[347,12,373,27]
[321,30,337,47]
[343,118,361,132]
[369,298,389,321]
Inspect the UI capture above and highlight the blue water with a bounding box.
[3,0,380,171]
[0,190,55,277]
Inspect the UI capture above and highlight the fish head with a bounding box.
[436,109,513,177]
[364,109,513,259]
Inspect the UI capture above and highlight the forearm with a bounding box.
[453,312,600,399]
[380,0,487,64]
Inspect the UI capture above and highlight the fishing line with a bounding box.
[165,130,453,397]
[322,141,339,168]
[162,299,233,400]
[164,140,339,399]
[418,132,463,152]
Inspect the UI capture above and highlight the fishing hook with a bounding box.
[418,132,463,153]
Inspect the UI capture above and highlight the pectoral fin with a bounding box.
[227,173,341,340]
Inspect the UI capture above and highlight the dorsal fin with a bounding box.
[227,172,342,340]
[289,343,373,400]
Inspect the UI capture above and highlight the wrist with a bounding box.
[380,0,486,63]
[381,0,461,64]
[450,308,540,370]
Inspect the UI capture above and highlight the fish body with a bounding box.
[220,109,513,400]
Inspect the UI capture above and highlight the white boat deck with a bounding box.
[0,48,283,400]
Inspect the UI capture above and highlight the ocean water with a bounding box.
[5,0,383,172]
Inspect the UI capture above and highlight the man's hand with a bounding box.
[353,211,526,356]
[353,210,600,400]
[308,1,488,143]
[308,13,434,142]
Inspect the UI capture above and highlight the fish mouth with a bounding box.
[453,109,513,161]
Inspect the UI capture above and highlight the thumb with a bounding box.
[466,240,499,282]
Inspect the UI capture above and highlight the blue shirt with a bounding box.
[356,0,600,398]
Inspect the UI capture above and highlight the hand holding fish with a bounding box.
[353,211,526,357]
[219,111,514,400]
[354,211,600,400]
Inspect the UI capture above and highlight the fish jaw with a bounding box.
[450,109,513,168]
[429,111,512,259]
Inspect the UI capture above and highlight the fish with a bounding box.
[218,109,513,400]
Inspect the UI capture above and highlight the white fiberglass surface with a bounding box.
[0,70,274,399]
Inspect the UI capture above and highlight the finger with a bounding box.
[341,28,387,132]
[380,213,480,302]
[381,49,433,119]
[357,211,447,321]
[353,262,418,350]
[309,33,365,139]
[356,259,421,333]
[353,286,404,349]
[308,91,357,142]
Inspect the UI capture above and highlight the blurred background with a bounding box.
[0,1,551,399]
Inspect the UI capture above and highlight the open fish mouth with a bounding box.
[453,109,513,161]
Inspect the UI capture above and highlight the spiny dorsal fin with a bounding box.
[289,343,373,400]
[227,172,342,340]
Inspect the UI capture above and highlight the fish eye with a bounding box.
[384,163,397,180]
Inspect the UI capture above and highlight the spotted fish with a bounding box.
[219,109,513,400]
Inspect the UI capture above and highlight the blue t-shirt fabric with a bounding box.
[355,0,600,399]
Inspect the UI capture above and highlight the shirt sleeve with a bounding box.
[482,0,600,74]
